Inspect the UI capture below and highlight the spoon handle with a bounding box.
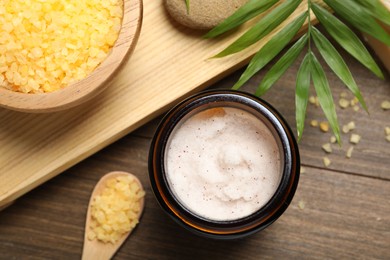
[82,243,116,260]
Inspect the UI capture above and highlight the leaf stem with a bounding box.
[307,0,312,51]
[185,0,190,14]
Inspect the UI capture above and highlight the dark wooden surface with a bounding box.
[0,42,389,259]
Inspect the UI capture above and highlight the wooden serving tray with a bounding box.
[0,0,323,207]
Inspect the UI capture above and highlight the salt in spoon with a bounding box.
[82,171,145,260]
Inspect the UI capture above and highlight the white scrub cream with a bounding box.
[165,107,282,221]
[149,90,300,239]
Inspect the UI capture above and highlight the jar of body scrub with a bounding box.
[149,90,300,239]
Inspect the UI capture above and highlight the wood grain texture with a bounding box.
[0,132,388,259]
[0,0,326,208]
[0,0,143,113]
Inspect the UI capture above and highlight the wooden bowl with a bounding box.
[0,0,143,113]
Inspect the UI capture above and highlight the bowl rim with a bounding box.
[0,0,143,113]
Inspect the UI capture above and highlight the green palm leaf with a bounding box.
[311,27,368,111]
[354,0,390,26]
[324,0,390,45]
[256,33,308,96]
[295,52,311,141]
[203,0,389,141]
[232,12,308,90]
[204,0,278,38]
[310,52,341,143]
[311,3,384,79]
[214,0,303,58]
[185,0,190,13]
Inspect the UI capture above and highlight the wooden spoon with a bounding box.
[82,171,145,260]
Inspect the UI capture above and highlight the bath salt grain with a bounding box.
[310,120,319,127]
[88,176,145,244]
[319,121,329,132]
[346,146,354,158]
[323,157,331,167]
[350,134,361,144]
[385,127,390,136]
[381,100,390,110]
[298,200,305,210]
[0,0,123,93]
[339,98,350,109]
[322,143,332,153]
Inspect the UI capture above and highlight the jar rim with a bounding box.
[149,90,300,239]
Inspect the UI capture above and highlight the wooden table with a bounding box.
[0,42,389,259]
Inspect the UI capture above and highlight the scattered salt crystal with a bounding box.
[347,121,356,131]
[342,124,350,134]
[339,98,350,109]
[346,146,354,158]
[381,100,390,110]
[350,97,359,106]
[298,200,305,210]
[322,143,332,153]
[319,122,329,132]
[385,127,390,136]
[323,157,331,167]
[350,134,361,144]
[309,96,316,105]
[342,121,356,134]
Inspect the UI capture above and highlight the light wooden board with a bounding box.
[0,0,324,207]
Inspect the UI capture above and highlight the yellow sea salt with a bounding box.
[298,200,305,210]
[310,120,319,127]
[350,97,359,106]
[385,127,390,136]
[322,143,332,153]
[350,134,361,144]
[319,121,329,132]
[342,121,356,134]
[347,121,356,131]
[0,0,123,93]
[323,157,331,167]
[342,124,350,134]
[89,175,145,244]
[346,146,354,159]
[340,92,348,98]
[309,96,320,107]
[339,98,350,109]
[381,100,390,110]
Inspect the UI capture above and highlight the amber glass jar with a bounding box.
[149,90,300,239]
